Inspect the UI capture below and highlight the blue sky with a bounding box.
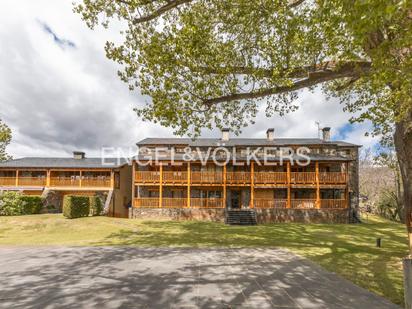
[0,0,379,157]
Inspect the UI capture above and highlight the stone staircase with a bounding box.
[225,209,257,225]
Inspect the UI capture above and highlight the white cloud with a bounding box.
[0,0,378,158]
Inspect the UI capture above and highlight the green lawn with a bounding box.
[0,214,408,305]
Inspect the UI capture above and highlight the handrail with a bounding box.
[162,198,187,208]
[254,199,287,208]
[290,199,317,209]
[319,172,346,184]
[191,171,223,184]
[320,199,347,209]
[135,171,160,183]
[134,197,159,208]
[226,172,250,184]
[190,198,224,208]
[254,172,287,184]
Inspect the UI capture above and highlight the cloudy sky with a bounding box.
[0,1,378,158]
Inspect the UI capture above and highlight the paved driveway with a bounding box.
[0,247,399,309]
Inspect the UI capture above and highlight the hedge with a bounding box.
[21,196,43,215]
[63,195,90,219]
[0,192,43,216]
[89,196,103,216]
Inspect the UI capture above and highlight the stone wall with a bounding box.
[129,208,226,222]
[129,208,350,224]
[255,208,350,224]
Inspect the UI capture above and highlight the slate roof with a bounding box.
[136,138,360,147]
[134,153,353,162]
[0,157,128,169]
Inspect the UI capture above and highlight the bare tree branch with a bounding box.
[133,0,193,24]
[288,0,306,8]
[202,61,372,105]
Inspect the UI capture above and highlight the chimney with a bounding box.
[221,128,230,141]
[266,128,275,141]
[322,127,331,141]
[73,151,86,160]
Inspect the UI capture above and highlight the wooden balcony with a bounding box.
[135,171,160,184]
[134,170,347,186]
[190,198,224,208]
[320,199,347,209]
[191,171,223,185]
[291,199,317,209]
[254,172,287,185]
[226,172,250,185]
[254,199,287,208]
[163,171,187,184]
[50,177,111,188]
[134,197,159,208]
[0,177,17,186]
[319,172,346,184]
[290,172,316,185]
[18,177,47,186]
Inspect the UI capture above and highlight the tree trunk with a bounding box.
[394,110,412,254]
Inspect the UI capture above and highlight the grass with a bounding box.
[0,213,408,305]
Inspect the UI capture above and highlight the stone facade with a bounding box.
[129,208,350,224]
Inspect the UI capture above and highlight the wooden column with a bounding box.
[15,170,19,187]
[159,164,163,208]
[110,170,115,188]
[187,162,191,208]
[46,170,51,187]
[250,161,254,208]
[223,164,227,208]
[315,162,320,209]
[79,170,83,187]
[287,162,291,208]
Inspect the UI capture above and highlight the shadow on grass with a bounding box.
[93,218,407,305]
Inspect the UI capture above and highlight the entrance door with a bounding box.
[231,190,241,209]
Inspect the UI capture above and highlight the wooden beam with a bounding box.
[132,161,136,207]
[250,161,254,208]
[187,162,191,208]
[159,164,163,208]
[315,161,320,209]
[15,170,19,187]
[287,162,291,208]
[223,164,227,208]
[79,170,83,187]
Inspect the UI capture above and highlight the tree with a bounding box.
[0,119,11,162]
[374,139,404,222]
[74,1,412,248]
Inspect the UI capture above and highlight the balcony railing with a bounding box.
[18,177,47,186]
[163,171,187,184]
[291,199,317,209]
[81,178,111,187]
[134,197,159,208]
[290,172,316,184]
[226,172,251,185]
[254,172,287,185]
[135,171,160,183]
[191,198,224,208]
[320,199,347,209]
[254,199,287,208]
[319,172,346,184]
[0,177,17,186]
[50,177,80,187]
[191,171,223,184]
[133,171,347,185]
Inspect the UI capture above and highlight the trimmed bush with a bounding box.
[89,196,103,216]
[21,196,43,215]
[63,195,90,219]
[0,191,24,216]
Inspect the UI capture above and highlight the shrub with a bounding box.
[63,195,90,219]
[0,191,24,216]
[89,196,103,216]
[21,196,43,215]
